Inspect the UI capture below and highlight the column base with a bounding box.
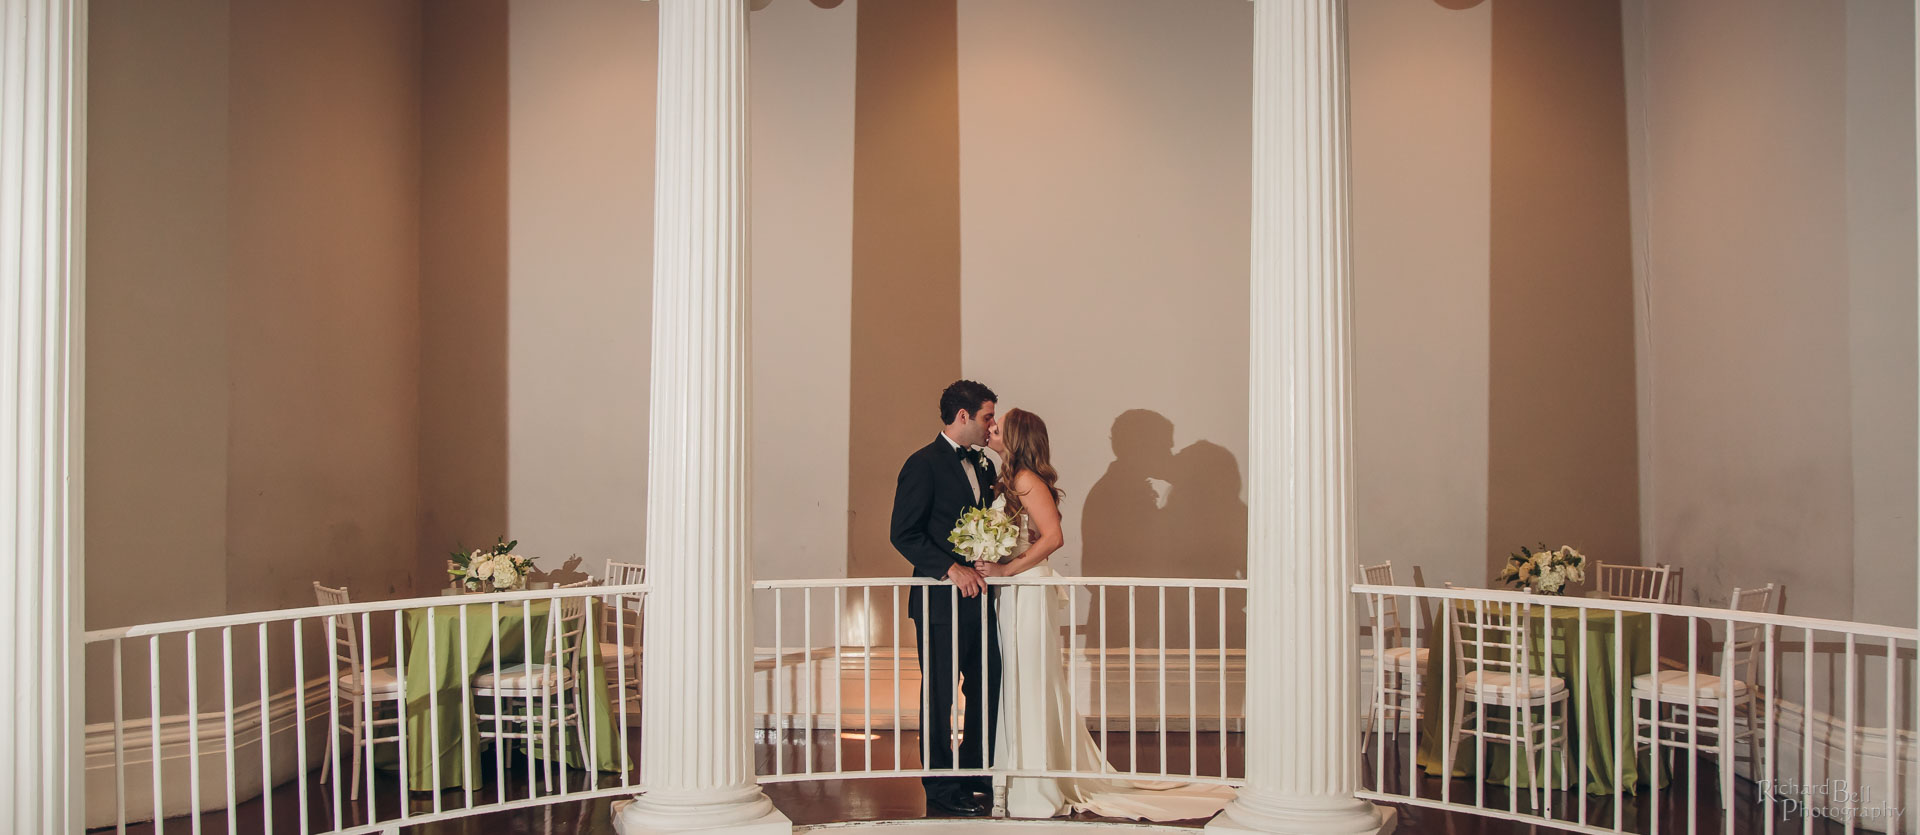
[1205,792,1396,835]
[612,786,793,835]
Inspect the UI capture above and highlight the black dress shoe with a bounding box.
[925,789,990,817]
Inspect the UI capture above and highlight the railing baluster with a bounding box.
[1843,632,1856,835]
[458,603,472,809]
[1575,606,1587,830]
[837,586,846,774]
[1187,586,1197,777]
[112,639,126,835]
[427,606,441,812]
[1371,592,1386,792]
[585,591,601,793]
[1128,585,1138,775]
[1158,585,1168,776]
[614,591,630,788]
[863,585,873,772]
[1763,621,1776,835]
[1613,601,1624,832]
[521,598,535,797]
[359,612,376,823]
[491,601,505,806]
[256,624,273,835]
[1646,606,1660,835]
[1218,586,1227,780]
[1406,592,1419,801]
[774,587,785,777]
[1685,613,1696,835]
[978,580,988,786]
[188,630,202,835]
[1068,584,1079,771]
[891,586,901,773]
[393,610,410,816]
[1439,599,1452,807]
[1100,584,1109,769]
[151,636,164,835]
[807,588,817,775]
[1473,599,1485,812]
[1882,636,1896,835]
[292,621,308,835]
[1720,611,1734,835]
[1802,627,1813,835]
[324,618,341,828]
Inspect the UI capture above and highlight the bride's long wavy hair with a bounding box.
[996,408,1065,514]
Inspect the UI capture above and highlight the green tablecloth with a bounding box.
[397,598,630,791]
[1414,602,1658,795]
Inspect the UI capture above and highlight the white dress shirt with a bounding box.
[940,432,982,505]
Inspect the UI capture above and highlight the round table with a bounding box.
[1412,601,1660,795]
[396,597,631,791]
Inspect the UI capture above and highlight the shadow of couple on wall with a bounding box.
[1080,409,1247,650]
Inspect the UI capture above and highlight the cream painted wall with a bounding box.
[505,2,857,609]
[85,0,428,721]
[1350,0,1492,591]
[1627,0,1916,626]
[956,0,1253,592]
[956,0,1499,601]
[505,1,658,576]
[225,0,425,615]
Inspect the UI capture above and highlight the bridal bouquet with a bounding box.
[1497,543,1587,596]
[948,496,1022,564]
[448,537,538,592]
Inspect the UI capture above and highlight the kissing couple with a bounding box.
[889,380,1232,821]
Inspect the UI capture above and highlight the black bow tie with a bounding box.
[956,445,982,464]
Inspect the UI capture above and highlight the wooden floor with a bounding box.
[103,729,1860,835]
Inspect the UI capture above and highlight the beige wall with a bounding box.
[504,0,658,577]
[419,0,510,588]
[225,0,425,614]
[1628,0,1916,626]
[502,1,859,602]
[1350,0,1492,591]
[956,0,1252,646]
[86,0,429,721]
[844,0,963,586]
[751,0,857,588]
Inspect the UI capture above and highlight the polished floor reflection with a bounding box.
[98,727,1863,835]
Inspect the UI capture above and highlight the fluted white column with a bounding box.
[615,1,787,833]
[1210,2,1393,834]
[0,1,86,834]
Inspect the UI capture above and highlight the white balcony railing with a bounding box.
[1354,583,1919,835]
[80,578,1917,835]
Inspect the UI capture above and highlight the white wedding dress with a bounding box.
[991,513,1236,820]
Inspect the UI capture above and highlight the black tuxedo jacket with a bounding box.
[890,435,997,623]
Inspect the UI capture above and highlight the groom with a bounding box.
[890,379,1002,817]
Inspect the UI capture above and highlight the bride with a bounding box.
[977,408,1234,820]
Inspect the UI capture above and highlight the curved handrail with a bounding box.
[82,583,651,642]
[1352,582,1919,640]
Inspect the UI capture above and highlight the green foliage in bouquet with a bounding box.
[447,536,537,592]
[1497,543,1587,596]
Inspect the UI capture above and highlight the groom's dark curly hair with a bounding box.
[939,379,997,424]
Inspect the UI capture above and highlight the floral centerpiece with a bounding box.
[1497,543,1587,596]
[448,537,537,592]
[948,496,1022,564]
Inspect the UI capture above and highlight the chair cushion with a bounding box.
[1359,646,1428,669]
[1632,670,1748,701]
[339,667,402,696]
[1461,670,1567,699]
[472,663,574,690]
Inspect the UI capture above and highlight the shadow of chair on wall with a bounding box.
[1079,409,1248,653]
